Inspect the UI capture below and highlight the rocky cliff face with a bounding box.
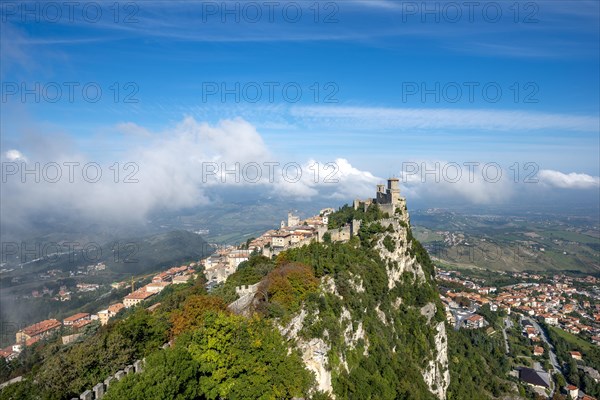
[279,206,450,399]
[422,321,450,399]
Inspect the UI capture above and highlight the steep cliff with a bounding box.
[277,204,450,399]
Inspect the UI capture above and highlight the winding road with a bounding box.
[502,317,512,354]
[525,317,561,373]
[521,316,561,398]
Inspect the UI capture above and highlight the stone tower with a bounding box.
[387,178,401,204]
[354,178,405,214]
[287,212,300,227]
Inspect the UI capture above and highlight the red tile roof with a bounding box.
[108,303,125,313]
[20,319,61,337]
[72,320,93,329]
[63,313,89,323]
[25,337,40,346]
[0,347,14,358]
[125,290,154,300]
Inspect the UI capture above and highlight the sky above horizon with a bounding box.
[1,0,599,233]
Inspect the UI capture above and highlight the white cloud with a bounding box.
[398,161,515,205]
[116,122,152,137]
[291,106,599,132]
[273,158,380,200]
[350,0,400,10]
[3,118,597,237]
[538,170,600,189]
[4,149,26,162]
[396,163,600,207]
[0,118,377,231]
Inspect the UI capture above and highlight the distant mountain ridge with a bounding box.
[1,230,213,277]
[102,230,214,275]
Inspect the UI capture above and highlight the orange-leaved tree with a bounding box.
[261,262,319,314]
[170,295,227,337]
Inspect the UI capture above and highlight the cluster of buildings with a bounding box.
[519,319,546,356]
[0,204,342,361]
[202,248,253,286]
[494,280,600,339]
[200,179,409,291]
[440,290,492,329]
[200,208,336,289]
[0,318,68,361]
[438,269,600,342]
[0,263,199,362]
[438,268,600,398]
[200,211,327,287]
[253,209,334,257]
[122,265,196,308]
[30,282,100,302]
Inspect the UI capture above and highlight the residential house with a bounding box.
[543,315,559,325]
[226,250,252,268]
[271,233,292,248]
[16,319,62,344]
[172,274,191,284]
[145,282,170,293]
[464,314,485,329]
[570,351,583,360]
[124,290,156,308]
[518,367,550,390]
[63,313,90,326]
[566,385,579,399]
[108,303,125,315]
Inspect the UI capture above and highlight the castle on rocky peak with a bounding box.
[353,178,406,216]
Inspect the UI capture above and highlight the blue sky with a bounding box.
[1,0,599,229]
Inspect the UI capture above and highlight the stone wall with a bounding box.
[61,333,82,345]
[327,226,351,242]
[229,283,261,315]
[318,219,362,243]
[235,282,260,297]
[71,354,147,399]
[0,376,23,390]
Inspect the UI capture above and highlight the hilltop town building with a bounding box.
[226,250,252,268]
[287,212,300,227]
[271,232,292,248]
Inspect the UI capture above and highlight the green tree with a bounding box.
[187,312,314,399]
[104,345,201,400]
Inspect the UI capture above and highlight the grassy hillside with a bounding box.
[412,210,600,273]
